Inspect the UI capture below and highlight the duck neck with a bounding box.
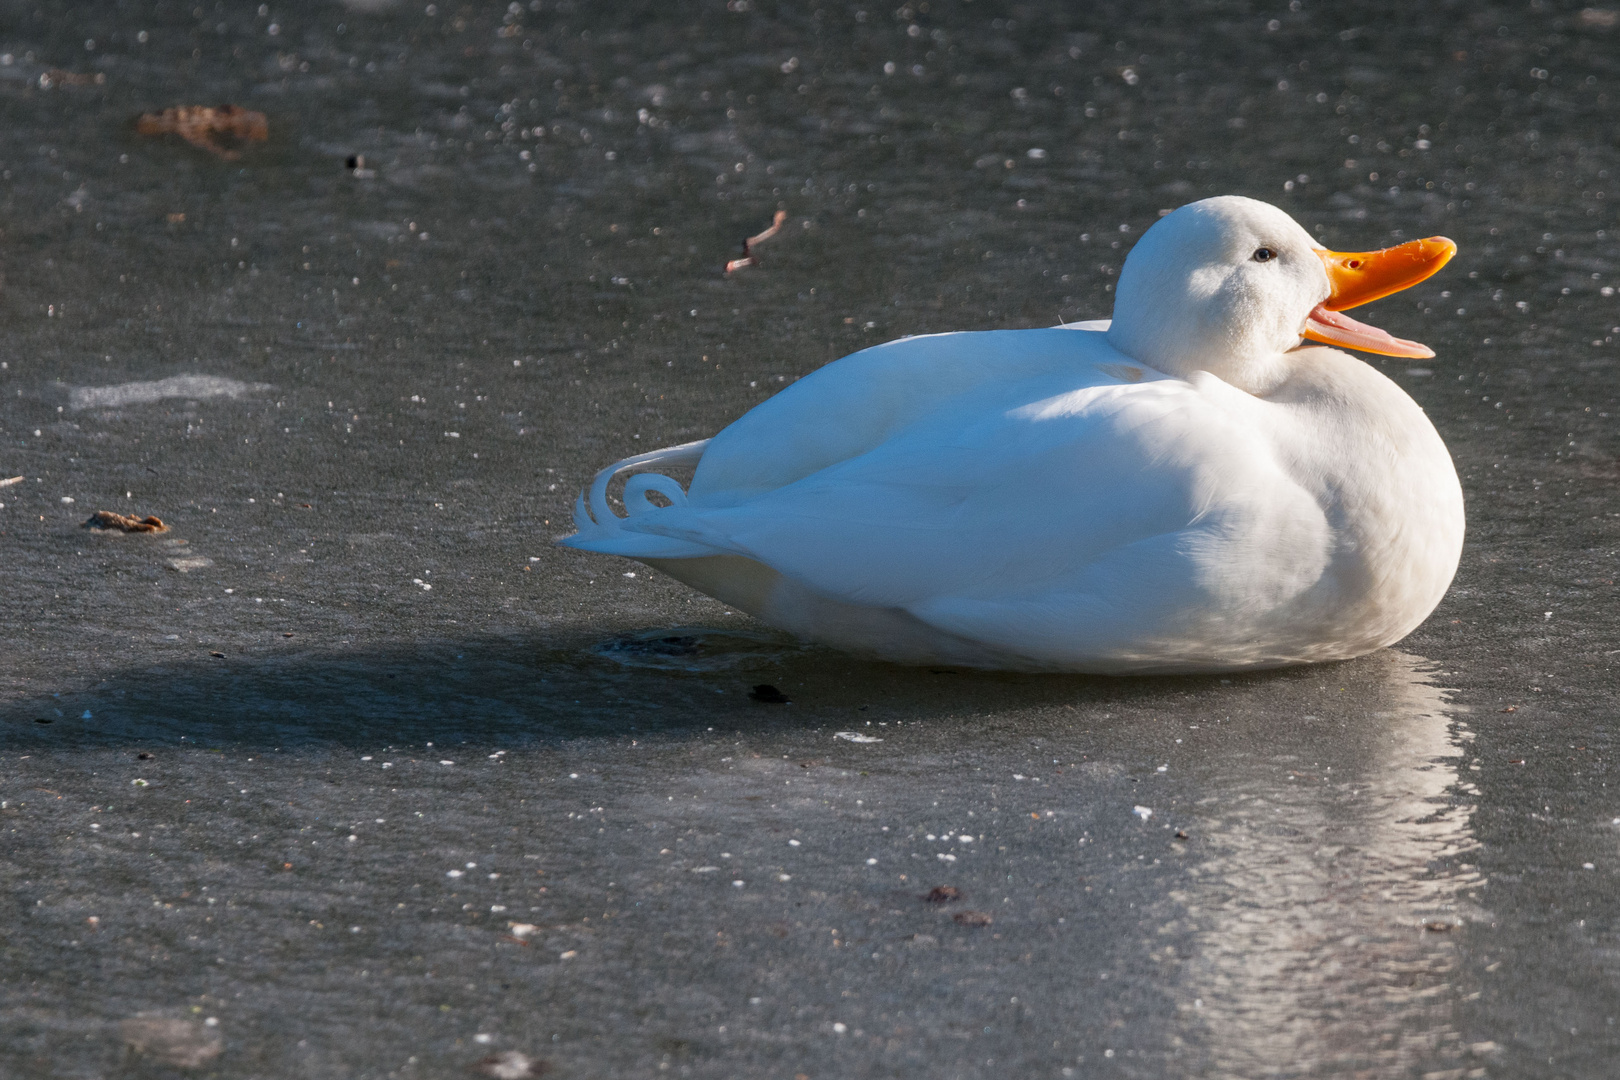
[1107,330,1298,396]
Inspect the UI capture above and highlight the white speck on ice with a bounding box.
[509,923,538,938]
[937,853,956,862]
[474,1033,494,1045]
[446,869,463,878]
[959,835,973,843]
[778,874,792,881]
[832,1022,847,1034]
[1585,862,1596,870]
[835,731,882,743]
[732,880,745,888]
[439,760,454,765]
[788,839,800,846]
[361,756,372,761]
[559,950,577,959]
[692,866,720,873]
[865,858,878,865]
[1157,765,1169,772]
[1133,805,1153,821]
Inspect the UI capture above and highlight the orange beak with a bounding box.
[1301,236,1457,358]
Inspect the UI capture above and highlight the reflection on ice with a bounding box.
[1174,651,1480,1075]
[589,625,801,672]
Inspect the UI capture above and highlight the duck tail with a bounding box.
[559,439,724,558]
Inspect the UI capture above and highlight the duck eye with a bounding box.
[1252,247,1277,262]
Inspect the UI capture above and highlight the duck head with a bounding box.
[1107,195,1455,393]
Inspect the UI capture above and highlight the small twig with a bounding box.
[0,475,22,488]
[40,69,105,88]
[725,209,789,273]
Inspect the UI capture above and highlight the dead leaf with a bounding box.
[85,510,169,533]
[136,105,268,160]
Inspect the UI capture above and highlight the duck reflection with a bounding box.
[1170,650,1480,1075]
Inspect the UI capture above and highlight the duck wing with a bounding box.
[687,327,1123,505]
[566,326,1132,558]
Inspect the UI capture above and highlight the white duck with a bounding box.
[562,196,1462,673]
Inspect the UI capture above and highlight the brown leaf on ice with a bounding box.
[85,510,169,533]
[923,886,960,904]
[724,210,789,273]
[952,910,993,927]
[136,105,269,160]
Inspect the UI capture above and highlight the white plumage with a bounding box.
[562,196,1464,673]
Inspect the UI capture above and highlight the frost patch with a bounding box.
[70,374,272,410]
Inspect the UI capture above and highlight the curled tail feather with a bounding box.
[561,439,725,558]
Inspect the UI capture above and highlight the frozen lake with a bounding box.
[2,1,1617,1076]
